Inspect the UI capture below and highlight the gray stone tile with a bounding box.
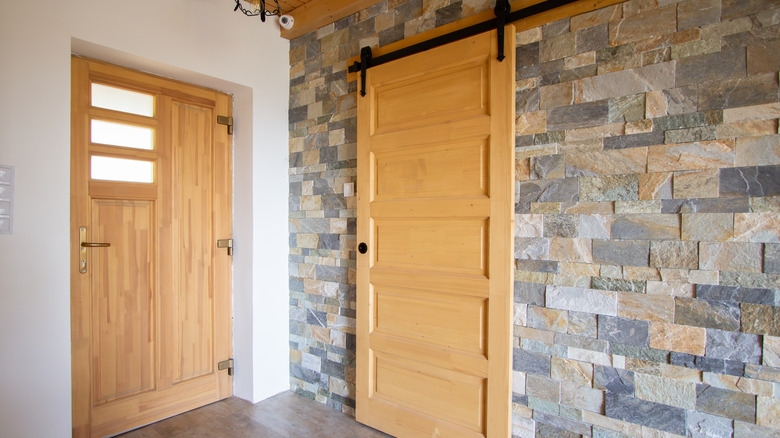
[534,131,565,146]
[652,110,723,131]
[592,239,650,267]
[562,65,599,85]
[531,154,565,179]
[594,365,634,396]
[544,214,579,238]
[516,88,540,113]
[669,352,696,368]
[598,315,649,346]
[722,0,779,19]
[576,23,608,54]
[678,0,722,30]
[581,62,674,102]
[695,356,745,377]
[720,165,780,197]
[547,101,609,131]
[519,178,580,204]
[513,348,552,376]
[610,214,680,240]
[699,72,779,111]
[580,174,639,202]
[706,329,763,364]
[515,237,550,260]
[533,411,592,436]
[608,343,670,363]
[516,42,540,66]
[765,243,780,274]
[664,126,717,143]
[603,131,664,150]
[315,265,348,283]
[696,384,756,423]
[675,298,741,331]
[686,411,734,438]
[434,3,461,27]
[696,284,777,306]
[516,259,560,273]
[608,94,645,123]
[535,421,579,438]
[515,281,546,306]
[554,332,609,352]
[378,23,404,47]
[605,393,686,435]
[676,48,746,88]
[543,18,571,38]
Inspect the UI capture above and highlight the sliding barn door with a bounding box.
[356,28,515,438]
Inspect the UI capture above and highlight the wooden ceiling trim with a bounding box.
[280,0,384,40]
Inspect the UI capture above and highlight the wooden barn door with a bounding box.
[356,28,515,438]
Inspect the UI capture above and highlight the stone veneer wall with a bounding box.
[288,0,780,436]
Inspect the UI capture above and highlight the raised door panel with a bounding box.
[373,139,489,200]
[373,219,488,276]
[91,200,155,404]
[171,101,215,383]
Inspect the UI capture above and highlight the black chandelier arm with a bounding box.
[233,0,283,18]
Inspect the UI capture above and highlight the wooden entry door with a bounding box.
[356,28,515,438]
[70,57,233,437]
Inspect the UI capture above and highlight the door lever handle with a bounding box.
[79,227,110,274]
[81,242,111,247]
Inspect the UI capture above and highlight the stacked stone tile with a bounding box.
[289,0,780,435]
[512,0,780,436]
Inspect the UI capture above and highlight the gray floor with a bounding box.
[117,391,392,437]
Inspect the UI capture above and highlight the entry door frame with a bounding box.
[70,56,234,437]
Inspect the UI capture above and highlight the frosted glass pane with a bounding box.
[91,83,154,117]
[91,120,154,150]
[91,156,154,183]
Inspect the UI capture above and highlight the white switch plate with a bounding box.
[344,182,355,197]
[0,165,14,235]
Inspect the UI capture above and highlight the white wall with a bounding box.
[0,0,290,435]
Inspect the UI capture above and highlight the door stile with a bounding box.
[486,24,515,438]
[157,95,173,391]
[71,54,92,438]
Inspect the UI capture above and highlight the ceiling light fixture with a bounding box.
[233,0,282,22]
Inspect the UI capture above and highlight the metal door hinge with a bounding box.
[217,238,234,256]
[217,115,233,135]
[218,358,234,376]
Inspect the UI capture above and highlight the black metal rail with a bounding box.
[349,0,580,96]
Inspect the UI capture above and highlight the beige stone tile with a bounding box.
[649,322,706,355]
[724,102,780,123]
[647,140,735,172]
[618,292,674,322]
[552,357,594,387]
[757,396,780,429]
[673,169,719,199]
[718,120,778,139]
